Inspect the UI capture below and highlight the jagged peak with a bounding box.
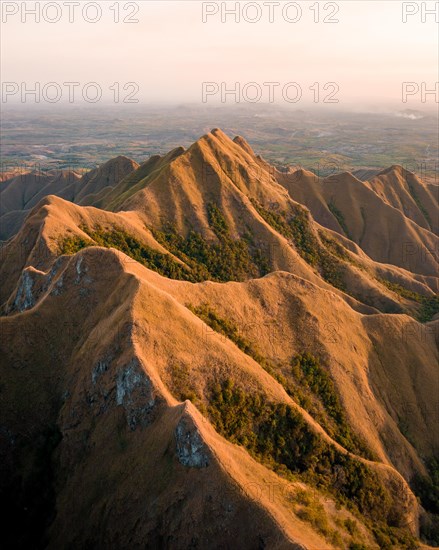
[210,127,228,138]
[187,129,257,165]
[233,135,256,156]
[198,128,236,146]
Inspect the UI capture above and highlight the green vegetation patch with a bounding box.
[59,235,93,255]
[290,353,368,454]
[59,227,201,282]
[291,490,345,547]
[59,204,270,283]
[152,202,270,282]
[407,182,432,228]
[59,202,350,290]
[187,303,272,369]
[208,378,414,549]
[319,231,351,262]
[378,278,439,322]
[328,201,353,240]
[296,504,343,547]
[250,198,346,291]
[189,305,372,458]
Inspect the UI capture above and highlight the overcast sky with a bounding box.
[1,1,438,110]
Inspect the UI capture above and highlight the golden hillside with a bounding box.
[0,131,438,549]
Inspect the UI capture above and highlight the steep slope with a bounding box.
[0,243,429,550]
[0,195,180,307]
[2,142,437,321]
[2,131,437,281]
[365,166,438,234]
[75,155,139,204]
[89,147,186,210]
[0,157,137,241]
[0,170,81,217]
[2,187,436,327]
[96,130,437,310]
[142,269,438,470]
[0,248,360,549]
[275,166,438,277]
[106,129,293,234]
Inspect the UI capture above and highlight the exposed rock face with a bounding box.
[74,255,93,286]
[5,256,68,313]
[175,413,210,468]
[116,358,156,430]
[13,270,35,312]
[92,358,110,385]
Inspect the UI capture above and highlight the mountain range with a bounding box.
[0,129,438,549]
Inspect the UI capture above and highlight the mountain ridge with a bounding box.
[1,130,438,549]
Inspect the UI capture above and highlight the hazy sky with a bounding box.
[1,0,438,110]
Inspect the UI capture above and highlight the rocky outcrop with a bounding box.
[175,410,210,468]
[12,269,35,312]
[116,358,156,430]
